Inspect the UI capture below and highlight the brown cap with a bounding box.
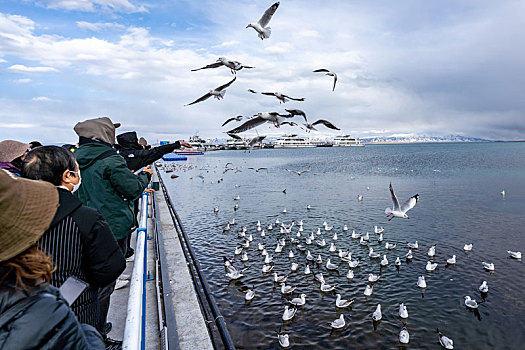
[73,117,120,145]
[0,140,30,163]
[0,169,59,262]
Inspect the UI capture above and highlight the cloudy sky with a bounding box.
[1,0,524,143]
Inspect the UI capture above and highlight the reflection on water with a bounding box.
[163,143,525,349]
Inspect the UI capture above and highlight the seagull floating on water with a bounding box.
[320,281,336,292]
[464,295,479,309]
[368,273,380,283]
[479,281,488,293]
[380,255,389,266]
[369,248,381,259]
[399,327,410,344]
[426,261,438,272]
[262,264,273,273]
[277,328,290,348]
[336,294,354,308]
[313,68,337,91]
[385,183,419,220]
[290,294,307,306]
[417,276,427,288]
[246,2,280,40]
[364,284,373,296]
[185,77,236,106]
[326,259,338,270]
[374,226,384,234]
[406,249,413,260]
[280,282,296,294]
[245,286,255,301]
[304,265,311,275]
[482,261,494,271]
[447,255,456,265]
[464,243,473,251]
[385,242,396,250]
[507,250,522,259]
[330,314,345,329]
[408,241,419,249]
[346,269,354,279]
[437,329,454,349]
[282,305,297,321]
[399,303,408,319]
[372,304,382,321]
[428,245,436,257]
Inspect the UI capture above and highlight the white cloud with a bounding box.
[43,0,147,14]
[8,64,58,72]
[76,21,125,31]
[0,123,36,128]
[0,58,6,63]
[14,78,32,83]
[32,96,57,102]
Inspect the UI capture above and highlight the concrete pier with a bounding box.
[107,178,213,349]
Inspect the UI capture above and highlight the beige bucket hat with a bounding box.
[0,169,59,262]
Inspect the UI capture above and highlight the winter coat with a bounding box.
[38,188,126,329]
[74,138,150,240]
[116,131,181,171]
[0,283,105,349]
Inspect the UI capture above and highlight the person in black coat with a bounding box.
[0,169,104,349]
[21,146,126,338]
[116,131,191,172]
[116,131,191,258]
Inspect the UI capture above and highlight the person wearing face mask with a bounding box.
[20,146,126,339]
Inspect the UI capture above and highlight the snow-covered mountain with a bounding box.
[359,134,491,144]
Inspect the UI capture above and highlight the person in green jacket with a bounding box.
[73,116,151,346]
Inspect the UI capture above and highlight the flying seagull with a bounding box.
[227,112,292,134]
[313,69,337,91]
[191,57,254,74]
[185,77,236,106]
[246,2,280,40]
[284,109,307,120]
[385,183,419,220]
[261,92,305,104]
[247,135,267,152]
[222,115,245,127]
[304,119,340,132]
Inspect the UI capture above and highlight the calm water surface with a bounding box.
[162,143,525,349]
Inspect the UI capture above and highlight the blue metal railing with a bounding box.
[123,192,149,350]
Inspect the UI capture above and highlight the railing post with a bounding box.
[123,192,149,350]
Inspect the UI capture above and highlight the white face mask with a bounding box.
[68,171,82,192]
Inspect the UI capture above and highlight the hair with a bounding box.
[0,245,54,290]
[21,145,77,186]
[29,141,43,149]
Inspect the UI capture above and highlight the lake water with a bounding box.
[162,142,525,349]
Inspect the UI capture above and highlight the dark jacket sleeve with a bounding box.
[76,208,126,288]
[132,142,181,169]
[107,155,151,200]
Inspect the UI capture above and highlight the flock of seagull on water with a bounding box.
[189,162,522,349]
[185,2,341,147]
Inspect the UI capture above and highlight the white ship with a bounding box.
[274,134,315,148]
[332,135,364,147]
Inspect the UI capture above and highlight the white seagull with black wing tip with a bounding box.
[222,115,245,127]
[227,112,292,133]
[185,77,236,106]
[304,119,340,132]
[246,2,280,40]
[284,109,307,119]
[313,69,338,91]
[385,183,419,220]
[261,92,305,104]
[192,57,254,74]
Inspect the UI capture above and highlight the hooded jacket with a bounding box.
[37,188,125,330]
[116,131,181,171]
[0,283,104,349]
[74,138,150,240]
